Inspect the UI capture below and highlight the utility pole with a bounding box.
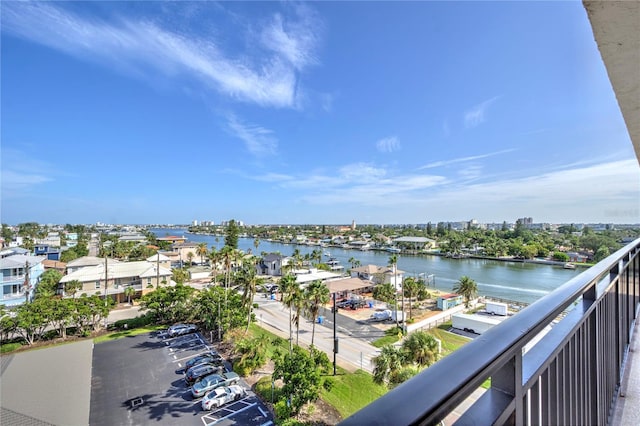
[156,252,160,289]
[23,261,31,303]
[333,291,337,376]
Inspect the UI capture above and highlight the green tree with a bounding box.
[35,269,63,299]
[373,282,396,305]
[196,242,208,265]
[594,246,610,262]
[225,219,239,249]
[239,266,264,333]
[304,280,330,348]
[64,280,83,298]
[401,330,440,367]
[12,297,53,345]
[553,251,570,262]
[124,286,135,305]
[272,345,322,416]
[372,344,405,385]
[50,298,74,339]
[402,277,421,319]
[279,274,298,351]
[453,276,478,308]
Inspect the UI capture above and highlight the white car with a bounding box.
[167,323,197,337]
[201,385,246,410]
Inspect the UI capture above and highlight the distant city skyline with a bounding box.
[2,2,639,225]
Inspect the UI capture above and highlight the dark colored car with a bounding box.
[184,352,224,371]
[185,363,226,387]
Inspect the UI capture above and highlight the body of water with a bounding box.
[150,228,583,305]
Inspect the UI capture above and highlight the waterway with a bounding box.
[150,228,584,305]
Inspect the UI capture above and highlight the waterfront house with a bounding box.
[437,293,464,310]
[146,253,172,271]
[171,242,199,265]
[0,254,46,306]
[350,264,404,288]
[256,253,288,276]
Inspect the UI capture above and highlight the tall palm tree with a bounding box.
[240,265,263,333]
[279,274,298,352]
[196,242,208,265]
[453,275,478,308]
[253,238,260,253]
[291,285,305,346]
[388,255,399,328]
[304,280,330,348]
[186,251,194,266]
[402,277,421,319]
[348,257,356,269]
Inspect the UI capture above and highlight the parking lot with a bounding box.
[89,330,274,426]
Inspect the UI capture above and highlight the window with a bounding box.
[95,281,101,289]
[147,277,152,285]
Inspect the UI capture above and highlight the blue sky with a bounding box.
[2,1,639,226]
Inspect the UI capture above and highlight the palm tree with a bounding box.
[304,280,330,348]
[388,254,399,328]
[291,285,305,346]
[124,285,135,305]
[402,277,421,319]
[253,238,260,255]
[401,330,440,367]
[240,266,263,333]
[279,274,298,352]
[349,257,356,269]
[372,344,405,385]
[196,242,208,265]
[453,275,478,308]
[186,251,194,266]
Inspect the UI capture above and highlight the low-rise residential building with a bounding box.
[437,293,464,310]
[66,256,121,274]
[59,260,172,302]
[34,244,61,261]
[0,254,46,306]
[350,264,404,288]
[256,253,289,276]
[171,242,199,265]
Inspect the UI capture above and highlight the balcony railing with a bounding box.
[340,238,640,426]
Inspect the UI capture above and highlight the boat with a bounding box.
[385,247,401,253]
[563,263,577,269]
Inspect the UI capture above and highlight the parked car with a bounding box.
[185,364,226,387]
[167,323,197,337]
[191,372,241,398]
[201,384,246,410]
[184,352,224,371]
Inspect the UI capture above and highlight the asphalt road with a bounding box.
[90,331,273,426]
[254,296,382,373]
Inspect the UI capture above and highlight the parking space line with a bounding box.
[202,402,258,426]
[258,406,267,417]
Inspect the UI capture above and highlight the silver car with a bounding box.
[201,385,246,410]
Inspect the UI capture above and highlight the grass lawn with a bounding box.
[428,324,471,355]
[1,342,23,353]
[320,368,387,419]
[93,324,165,343]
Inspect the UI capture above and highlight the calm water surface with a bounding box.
[151,228,583,305]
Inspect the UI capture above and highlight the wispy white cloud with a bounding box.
[250,159,639,223]
[1,149,55,196]
[418,149,514,170]
[464,96,500,128]
[260,6,321,70]
[376,136,401,153]
[226,115,278,156]
[1,2,321,109]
